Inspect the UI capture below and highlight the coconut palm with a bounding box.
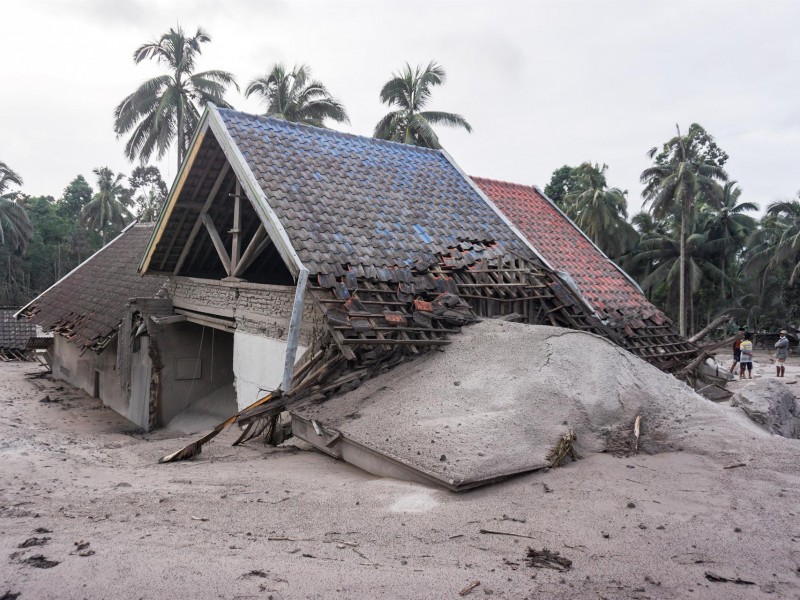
[0,162,32,254]
[374,61,472,149]
[81,168,132,244]
[562,163,638,259]
[244,64,349,127]
[640,124,727,336]
[747,198,800,284]
[698,181,758,300]
[114,26,237,171]
[628,220,725,332]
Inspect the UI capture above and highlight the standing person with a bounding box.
[730,327,745,374]
[775,330,789,377]
[739,332,754,379]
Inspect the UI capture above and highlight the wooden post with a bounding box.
[230,181,242,274]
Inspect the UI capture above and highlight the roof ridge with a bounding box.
[217,107,444,156]
[471,175,542,191]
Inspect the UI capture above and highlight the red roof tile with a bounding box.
[473,177,670,327]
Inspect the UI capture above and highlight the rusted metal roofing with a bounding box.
[0,308,38,350]
[19,224,167,352]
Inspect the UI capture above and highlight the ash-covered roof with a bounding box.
[219,109,534,277]
[19,224,167,351]
[474,178,669,328]
[159,108,533,280]
[0,308,38,350]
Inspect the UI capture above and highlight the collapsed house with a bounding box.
[17,225,179,429]
[473,178,697,372]
[16,105,700,487]
[0,307,46,361]
[131,105,698,469]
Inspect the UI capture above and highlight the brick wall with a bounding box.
[168,277,325,345]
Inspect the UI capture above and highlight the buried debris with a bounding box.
[23,554,59,569]
[459,580,481,596]
[633,415,642,452]
[18,537,49,548]
[705,571,755,585]
[525,547,572,571]
[547,430,581,467]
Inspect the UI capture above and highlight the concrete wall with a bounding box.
[232,331,307,409]
[154,322,235,426]
[169,277,324,346]
[51,336,137,426]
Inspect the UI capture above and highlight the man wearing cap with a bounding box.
[775,330,789,378]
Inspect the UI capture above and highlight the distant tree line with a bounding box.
[1,24,797,338]
[543,125,800,336]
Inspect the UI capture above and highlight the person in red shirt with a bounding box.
[729,327,745,374]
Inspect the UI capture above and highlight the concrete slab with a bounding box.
[290,319,703,491]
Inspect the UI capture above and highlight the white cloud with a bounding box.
[1,0,797,210]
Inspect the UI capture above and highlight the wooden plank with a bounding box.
[201,213,232,274]
[340,338,451,346]
[232,224,270,277]
[172,162,231,275]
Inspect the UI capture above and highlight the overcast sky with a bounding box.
[2,0,799,214]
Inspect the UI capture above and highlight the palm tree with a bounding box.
[562,163,638,259]
[628,220,724,332]
[0,161,33,254]
[114,26,237,171]
[374,61,472,149]
[81,168,131,244]
[244,64,349,127]
[747,198,800,284]
[640,124,727,336]
[699,181,758,300]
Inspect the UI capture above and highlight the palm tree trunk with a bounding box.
[177,101,185,172]
[679,208,687,337]
[720,254,726,301]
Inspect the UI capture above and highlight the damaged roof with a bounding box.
[0,308,38,350]
[19,224,167,351]
[219,109,533,277]
[143,107,534,280]
[474,178,669,328]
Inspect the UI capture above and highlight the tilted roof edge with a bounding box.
[471,175,645,297]
[16,221,139,320]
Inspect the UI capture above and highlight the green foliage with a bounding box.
[59,175,94,220]
[245,64,349,127]
[374,61,472,149]
[0,161,33,255]
[129,165,167,222]
[639,124,728,335]
[560,163,637,259]
[80,167,132,243]
[543,165,580,209]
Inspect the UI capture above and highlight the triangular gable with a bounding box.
[141,107,300,285]
[146,107,543,284]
